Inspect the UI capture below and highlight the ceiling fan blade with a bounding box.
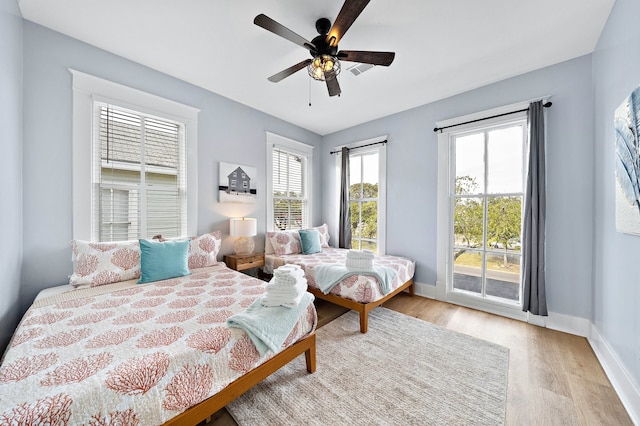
[254,14,315,51]
[337,50,395,66]
[268,59,312,82]
[326,0,370,47]
[326,78,341,97]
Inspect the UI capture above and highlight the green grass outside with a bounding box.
[455,251,521,274]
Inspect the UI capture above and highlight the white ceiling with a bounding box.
[18,0,615,136]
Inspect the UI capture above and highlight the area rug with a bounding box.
[227,307,509,425]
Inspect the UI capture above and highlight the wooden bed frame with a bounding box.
[307,278,414,333]
[163,332,316,426]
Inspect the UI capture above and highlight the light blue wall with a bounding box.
[323,55,595,319]
[593,0,640,392]
[0,0,23,351]
[17,21,322,340]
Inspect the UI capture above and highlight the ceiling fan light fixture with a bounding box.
[255,0,395,96]
[307,54,341,81]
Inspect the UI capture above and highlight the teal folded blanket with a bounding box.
[227,292,314,356]
[313,264,397,295]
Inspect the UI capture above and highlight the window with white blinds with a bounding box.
[266,133,313,231]
[95,104,187,242]
[272,148,307,230]
[71,70,198,242]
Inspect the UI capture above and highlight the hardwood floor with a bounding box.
[206,295,633,425]
[383,293,633,425]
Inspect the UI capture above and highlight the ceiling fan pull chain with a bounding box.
[308,76,312,107]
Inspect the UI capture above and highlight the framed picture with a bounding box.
[614,85,640,235]
[218,162,257,204]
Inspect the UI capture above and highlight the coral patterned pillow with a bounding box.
[70,240,141,287]
[188,231,222,269]
[267,231,302,256]
[314,223,331,248]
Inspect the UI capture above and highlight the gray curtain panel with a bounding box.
[522,100,548,316]
[339,147,352,248]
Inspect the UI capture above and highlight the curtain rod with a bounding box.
[330,140,387,155]
[433,101,552,133]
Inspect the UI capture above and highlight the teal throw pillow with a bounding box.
[298,229,322,255]
[138,239,191,283]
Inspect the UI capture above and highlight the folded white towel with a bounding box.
[274,266,305,279]
[346,257,373,270]
[261,291,307,308]
[276,264,302,271]
[347,249,375,260]
[273,266,305,285]
[274,271,305,282]
[262,280,309,308]
[265,280,307,297]
[274,264,303,273]
[274,275,305,287]
[346,249,375,270]
[273,266,304,275]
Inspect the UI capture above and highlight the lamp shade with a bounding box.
[230,218,257,237]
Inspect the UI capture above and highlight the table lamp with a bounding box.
[230,217,257,255]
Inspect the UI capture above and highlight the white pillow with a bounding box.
[314,223,331,248]
[266,231,302,256]
[70,240,141,287]
[187,231,222,269]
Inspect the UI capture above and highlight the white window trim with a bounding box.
[71,69,199,241]
[436,104,531,321]
[334,135,387,254]
[265,131,314,231]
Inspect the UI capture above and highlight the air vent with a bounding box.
[348,63,375,76]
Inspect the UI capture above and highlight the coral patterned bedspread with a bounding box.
[266,248,415,304]
[0,264,317,425]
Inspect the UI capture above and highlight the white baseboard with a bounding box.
[413,281,436,299]
[414,282,592,337]
[527,310,592,338]
[589,325,640,425]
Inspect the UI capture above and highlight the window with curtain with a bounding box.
[96,104,187,242]
[266,133,313,231]
[449,120,526,306]
[335,140,387,253]
[349,150,381,252]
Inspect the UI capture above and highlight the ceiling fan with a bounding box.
[254,0,395,97]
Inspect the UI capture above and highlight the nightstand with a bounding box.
[224,253,265,273]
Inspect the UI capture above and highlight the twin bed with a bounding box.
[0,226,415,424]
[0,234,316,425]
[264,225,416,333]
